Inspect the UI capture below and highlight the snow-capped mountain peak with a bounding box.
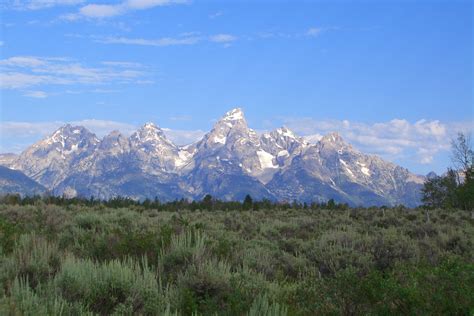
[11,125,99,188]
[213,108,248,130]
[320,132,345,144]
[317,132,352,153]
[3,108,425,206]
[130,122,175,148]
[222,108,245,122]
[276,126,297,139]
[260,126,306,161]
[42,125,99,151]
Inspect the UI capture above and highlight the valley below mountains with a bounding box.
[0,108,425,206]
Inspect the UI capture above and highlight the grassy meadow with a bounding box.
[0,202,473,315]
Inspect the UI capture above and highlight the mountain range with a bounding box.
[0,108,425,206]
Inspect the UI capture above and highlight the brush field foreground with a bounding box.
[0,205,473,315]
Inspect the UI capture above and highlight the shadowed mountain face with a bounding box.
[1,108,425,206]
[0,166,46,196]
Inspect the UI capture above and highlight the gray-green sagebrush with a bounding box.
[0,204,473,315]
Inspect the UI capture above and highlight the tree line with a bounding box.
[0,192,351,211]
[422,132,474,210]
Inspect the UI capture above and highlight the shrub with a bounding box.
[55,256,167,315]
[0,277,95,316]
[247,294,288,316]
[158,229,208,282]
[3,234,62,289]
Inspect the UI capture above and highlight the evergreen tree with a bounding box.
[202,194,214,211]
[327,199,336,210]
[243,194,253,210]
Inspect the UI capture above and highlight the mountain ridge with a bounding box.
[0,108,425,206]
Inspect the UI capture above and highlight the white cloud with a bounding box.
[0,56,48,67]
[0,72,64,89]
[209,34,237,43]
[79,4,125,18]
[97,33,238,47]
[303,133,323,143]
[11,0,84,10]
[70,119,137,136]
[101,61,143,68]
[306,27,322,37]
[162,128,205,145]
[66,0,188,19]
[0,56,148,91]
[98,36,201,46]
[1,121,67,139]
[169,115,192,121]
[285,117,473,166]
[127,0,186,10]
[209,11,223,19]
[305,26,340,38]
[23,90,48,98]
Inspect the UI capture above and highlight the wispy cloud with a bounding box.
[10,0,85,10]
[0,56,149,91]
[96,33,238,47]
[162,128,205,145]
[306,27,322,37]
[23,90,48,98]
[101,61,143,68]
[254,26,339,40]
[209,11,223,19]
[209,34,237,43]
[73,119,137,135]
[62,0,188,20]
[283,117,473,166]
[98,36,201,46]
[169,115,192,122]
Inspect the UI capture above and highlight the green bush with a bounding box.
[55,256,167,315]
[0,234,62,291]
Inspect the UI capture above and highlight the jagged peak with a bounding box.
[208,108,249,138]
[103,130,125,140]
[52,124,90,136]
[46,124,98,145]
[221,108,245,122]
[275,126,297,139]
[134,122,165,135]
[130,122,175,147]
[99,130,129,150]
[320,132,345,144]
[142,122,160,130]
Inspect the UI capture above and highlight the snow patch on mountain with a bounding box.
[223,108,244,121]
[213,135,226,144]
[175,150,193,168]
[257,150,277,169]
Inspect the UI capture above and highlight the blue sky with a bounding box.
[0,0,472,175]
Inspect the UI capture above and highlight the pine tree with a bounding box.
[243,194,253,210]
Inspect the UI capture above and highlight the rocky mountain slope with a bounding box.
[0,166,46,196]
[0,108,425,206]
